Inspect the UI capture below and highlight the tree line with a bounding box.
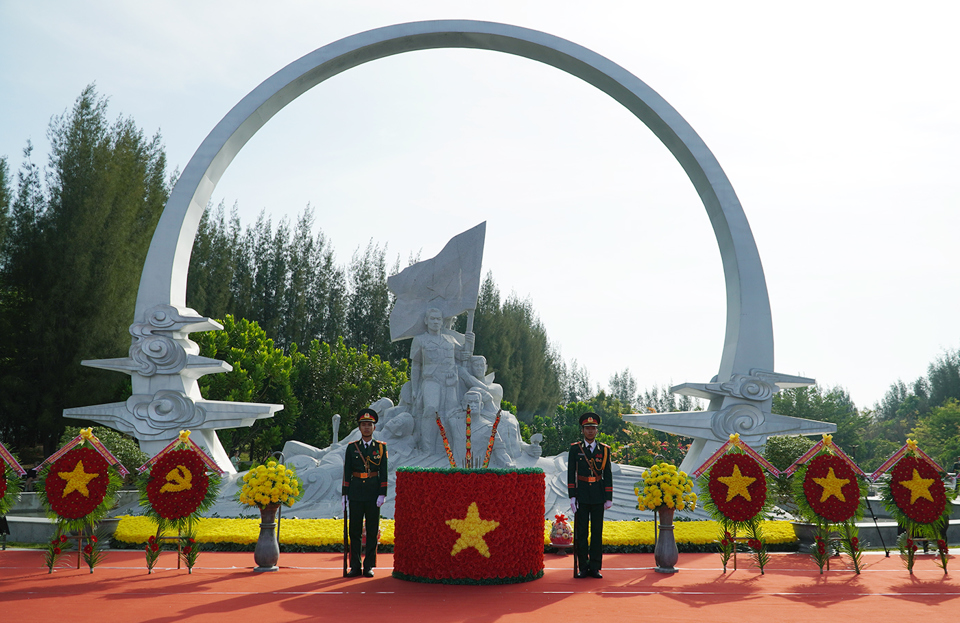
[0,86,604,461]
[5,86,953,473]
[768,350,960,472]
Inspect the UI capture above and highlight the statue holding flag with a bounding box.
[116,221,664,522]
[388,222,486,454]
[409,307,474,452]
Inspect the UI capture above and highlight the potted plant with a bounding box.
[635,461,698,573]
[237,460,303,572]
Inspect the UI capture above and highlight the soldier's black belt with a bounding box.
[352,471,378,479]
[577,475,600,483]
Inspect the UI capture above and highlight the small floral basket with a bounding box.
[549,513,574,546]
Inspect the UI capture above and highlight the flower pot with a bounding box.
[253,503,280,572]
[654,506,679,573]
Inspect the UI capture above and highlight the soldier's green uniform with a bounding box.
[567,412,612,577]
[343,409,388,576]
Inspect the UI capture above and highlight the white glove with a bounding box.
[604,500,613,510]
[376,495,386,508]
[341,495,348,511]
[570,497,578,513]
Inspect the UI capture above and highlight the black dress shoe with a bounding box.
[346,569,362,577]
[363,568,375,577]
[574,571,587,578]
[588,570,603,579]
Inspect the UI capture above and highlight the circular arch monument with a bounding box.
[66,20,833,473]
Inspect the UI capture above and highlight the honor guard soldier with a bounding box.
[342,408,388,577]
[567,412,613,578]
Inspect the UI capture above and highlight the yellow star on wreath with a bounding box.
[813,467,849,502]
[59,460,100,498]
[718,464,755,502]
[899,468,935,504]
[446,502,500,558]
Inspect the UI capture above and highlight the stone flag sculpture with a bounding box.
[388,222,486,341]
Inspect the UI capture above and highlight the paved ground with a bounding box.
[1,550,958,622]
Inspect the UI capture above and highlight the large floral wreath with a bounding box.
[137,432,222,573]
[788,436,868,574]
[801,454,862,523]
[697,435,778,574]
[36,430,125,573]
[144,449,217,524]
[1,450,25,516]
[889,455,947,524]
[707,453,767,522]
[877,440,953,573]
[40,446,121,525]
[138,433,222,530]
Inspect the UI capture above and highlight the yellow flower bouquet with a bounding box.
[237,460,303,509]
[635,462,698,512]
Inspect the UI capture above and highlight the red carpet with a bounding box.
[1,550,958,622]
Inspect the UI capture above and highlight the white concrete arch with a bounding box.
[138,19,773,380]
[73,20,834,474]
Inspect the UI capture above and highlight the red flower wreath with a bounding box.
[802,454,861,522]
[0,458,7,499]
[890,455,946,524]
[146,449,210,521]
[708,453,767,521]
[44,447,110,519]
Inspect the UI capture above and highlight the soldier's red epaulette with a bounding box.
[570,442,579,447]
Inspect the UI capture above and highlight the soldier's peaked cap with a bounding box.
[357,408,378,424]
[579,412,600,427]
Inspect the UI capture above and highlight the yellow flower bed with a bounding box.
[115,515,396,546]
[588,520,797,546]
[116,515,795,547]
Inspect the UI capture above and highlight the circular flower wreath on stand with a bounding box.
[707,453,767,521]
[800,454,863,522]
[888,456,948,524]
[137,438,223,574]
[1,455,24,516]
[881,450,952,573]
[38,446,122,529]
[141,448,221,531]
[793,452,867,574]
[701,451,772,574]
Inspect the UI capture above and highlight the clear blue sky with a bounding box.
[1,1,958,410]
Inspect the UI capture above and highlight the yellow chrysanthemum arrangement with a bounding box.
[635,461,698,511]
[237,461,303,509]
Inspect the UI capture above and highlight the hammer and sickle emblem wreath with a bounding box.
[146,449,210,520]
